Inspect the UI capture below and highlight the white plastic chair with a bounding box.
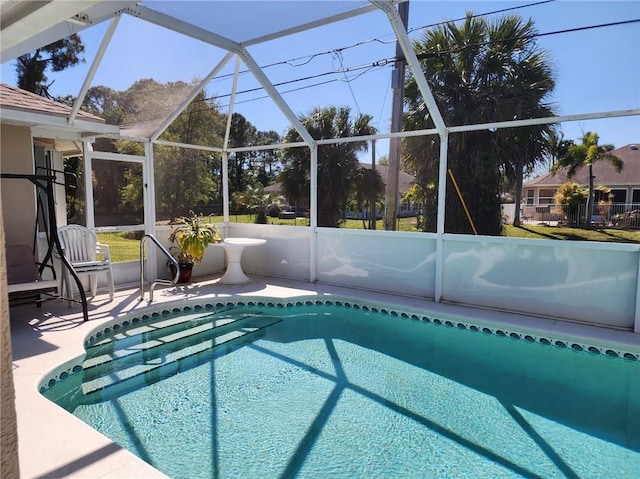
[58,225,114,304]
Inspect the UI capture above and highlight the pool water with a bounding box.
[44,300,640,479]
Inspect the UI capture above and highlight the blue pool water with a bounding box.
[43,298,640,479]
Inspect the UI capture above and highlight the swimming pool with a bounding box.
[42,297,640,479]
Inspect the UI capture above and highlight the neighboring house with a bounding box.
[265,163,418,218]
[522,143,640,223]
[358,163,418,218]
[0,82,118,249]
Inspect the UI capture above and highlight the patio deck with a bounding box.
[9,273,640,478]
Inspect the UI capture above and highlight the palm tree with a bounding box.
[544,128,573,168]
[350,167,385,229]
[403,13,556,234]
[552,132,623,228]
[234,184,283,224]
[280,106,376,227]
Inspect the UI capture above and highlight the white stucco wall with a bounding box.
[0,124,36,247]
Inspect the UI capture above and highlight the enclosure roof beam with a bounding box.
[448,109,640,133]
[126,4,241,53]
[371,0,447,135]
[0,1,137,62]
[150,51,235,142]
[236,46,316,147]
[69,14,121,125]
[153,139,224,153]
[223,57,242,150]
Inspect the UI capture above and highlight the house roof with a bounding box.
[525,144,640,188]
[0,82,104,122]
[359,163,415,195]
[0,82,119,142]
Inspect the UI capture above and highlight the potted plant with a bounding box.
[169,211,223,283]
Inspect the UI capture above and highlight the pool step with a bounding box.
[81,313,281,397]
[83,309,261,371]
[86,306,245,353]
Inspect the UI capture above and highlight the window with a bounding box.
[538,189,556,205]
[526,190,534,205]
[610,189,627,204]
[92,157,145,262]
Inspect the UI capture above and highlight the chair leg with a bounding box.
[62,269,73,307]
[90,274,98,299]
[106,269,114,300]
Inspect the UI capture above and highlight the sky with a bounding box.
[1,0,639,159]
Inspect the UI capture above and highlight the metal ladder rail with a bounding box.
[140,234,180,302]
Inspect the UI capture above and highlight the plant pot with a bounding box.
[170,262,193,284]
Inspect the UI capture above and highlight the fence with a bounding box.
[520,203,640,228]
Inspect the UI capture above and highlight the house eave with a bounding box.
[0,107,120,140]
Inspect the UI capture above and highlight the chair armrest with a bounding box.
[96,243,111,262]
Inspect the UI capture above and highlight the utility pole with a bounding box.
[384,0,409,231]
[371,139,376,230]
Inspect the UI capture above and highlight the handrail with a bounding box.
[140,234,180,302]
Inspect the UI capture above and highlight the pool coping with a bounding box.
[10,276,640,478]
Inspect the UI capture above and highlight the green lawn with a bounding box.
[502,224,640,243]
[96,232,143,262]
[98,219,640,263]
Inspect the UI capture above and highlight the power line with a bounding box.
[205,16,640,109]
[414,18,640,60]
[126,0,562,107]
[407,0,557,35]
[119,9,638,120]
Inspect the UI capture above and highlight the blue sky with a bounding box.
[1,1,638,154]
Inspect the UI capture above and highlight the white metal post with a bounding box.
[310,144,318,282]
[435,131,449,303]
[222,152,230,227]
[635,249,640,333]
[83,141,95,229]
[143,142,158,280]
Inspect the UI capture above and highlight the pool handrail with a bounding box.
[140,234,179,302]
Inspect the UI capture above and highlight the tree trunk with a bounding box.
[586,164,595,229]
[512,161,524,227]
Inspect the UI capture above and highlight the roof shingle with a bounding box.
[0,82,104,123]
[525,144,640,187]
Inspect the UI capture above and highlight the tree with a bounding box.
[552,132,623,228]
[402,183,433,230]
[227,114,282,195]
[350,167,385,229]
[16,34,85,97]
[403,13,556,234]
[227,113,257,193]
[280,106,376,227]
[154,88,226,219]
[544,128,573,169]
[498,124,553,227]
[553,182,588,226]
[233,184,283,224]
[89,80,226,220]
[83,85,126,125]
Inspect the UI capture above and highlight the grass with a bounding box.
[98,219,640,263]
[226,214,419,231]
[503,224,640,243]
[97,232,142,262]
